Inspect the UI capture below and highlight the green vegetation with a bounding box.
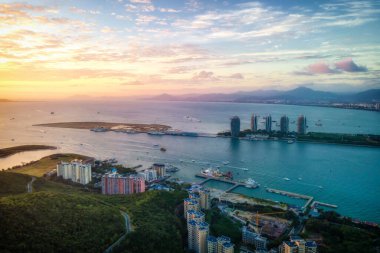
[304,218,380,253]
[92,162,136,175]
[0,172,31,196]
[205,207,242,243]
[9,153,91,177]
[0,145,56,158]
[0,191,124,253]
[298,132,380,147]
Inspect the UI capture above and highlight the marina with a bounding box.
[196,173,259,192]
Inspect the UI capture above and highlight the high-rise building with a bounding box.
[101,173,145,195]
[57,160,91,185]
[280,115,289,133]
[184,198,200,217]
[251,114,258,132]
[221,242,234,253]
[207,236,218,253]
[265,115,272,132]
[188,220,209,253]
[199,188,211,210]
[297,115,307,134]
[152,163,166,178]
[217,236,231,253]
[242,226,267,250]
[186,210,205,223]
[230,116,240,138]
[138,169,157,182]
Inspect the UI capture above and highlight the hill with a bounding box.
[148,87,380,104]
[0,172,31,196]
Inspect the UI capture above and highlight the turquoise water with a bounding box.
[0,101,379,223]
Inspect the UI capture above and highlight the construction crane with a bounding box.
[252,211,287,234]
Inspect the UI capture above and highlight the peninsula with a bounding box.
[0,145,57,158]
[34,122,171,133]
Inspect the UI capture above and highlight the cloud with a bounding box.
[120,81,143,86]
[130,0,151,3]
[227,73,244,79]
[295,58,369,75]
[192,71,219,81]
[335,58,368,72]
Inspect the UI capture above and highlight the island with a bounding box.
[217,130,380,147]
[0,145,57,158]
[34,122,171,133]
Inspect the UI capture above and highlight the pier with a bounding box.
[195,174,258,192]
[311,201,338,209]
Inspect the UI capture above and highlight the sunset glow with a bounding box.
[0,0,379,100]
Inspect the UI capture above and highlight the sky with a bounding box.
[0,0,379,100]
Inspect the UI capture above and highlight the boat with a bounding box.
[51,112,54,114]
[287,140,295,144]
[318,185,323,189]
[245,178,259,188]
[298,177,302,181]
[153,144,160,147]
[201,168,223,177]
[160,147,167,152]
[223,161,230,165]
[283,177,290,181]
[192,160,196,163]
[179,159,184,163]
[240,168,248,171]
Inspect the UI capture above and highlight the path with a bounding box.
[103,211,132,253]
[27,177,36,193]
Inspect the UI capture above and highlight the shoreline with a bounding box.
[0,145,57,158]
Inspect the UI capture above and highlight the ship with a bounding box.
[201,168,223,177]
[283,177,290,181]
[148,131,165,135]
[287,140,295,144]
[245,178,259,188]
[160,147,167,152]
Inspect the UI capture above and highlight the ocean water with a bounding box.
[0,100,379,223]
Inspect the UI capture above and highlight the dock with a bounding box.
[195,174,258,192]
[311,201,338,209]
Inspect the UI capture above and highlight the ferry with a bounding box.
[283,177,291,181]
[201,168,223,177]
[245,178,259,188]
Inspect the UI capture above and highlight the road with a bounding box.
[103,211,132,253]
[27,177,36,193]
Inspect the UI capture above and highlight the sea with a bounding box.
[0,100,379,223]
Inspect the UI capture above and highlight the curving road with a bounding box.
[27,177,36,193]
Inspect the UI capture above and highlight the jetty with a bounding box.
[195,174,258,192]
[311,201,338,209]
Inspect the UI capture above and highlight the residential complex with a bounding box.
[101,172,145,195]
[184,191,234,253]
[57,160,92,185]
[138,169,157,182]
[242,226,267,251]
[230,116,241,138]
[279,236,317,253]
[152,163,166,178]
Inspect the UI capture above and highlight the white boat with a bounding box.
[318,185,323,189]
[298,177,302,181]
[283,177,290,181]
[223,161,230,165]
[192,160,196,163]
[287,140,295,144]
[245,178,258,188]
[148,131,165,135]
[153,144,160,147]
[241,168,248,171]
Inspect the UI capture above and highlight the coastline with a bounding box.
[0,145,57,158]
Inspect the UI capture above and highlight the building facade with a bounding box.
[297,115,307,134]
[152,163,166,178]
[265,115,272,132]
[251,114,258,132]
[280,115,289,133]
[199,188,211,210]
[279,237,317,253]
[230,116,241,138]
[57,160,91,185]
[101,172,145,195]
[242,226,267,250]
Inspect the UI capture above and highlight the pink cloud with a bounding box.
[335,58,367,72]
[307,62,335,74]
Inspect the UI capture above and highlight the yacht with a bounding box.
[283,177,290,181]
[287,140,295,144]
[241,168,248,171]
[245,178,258,188]
[223,161,230,165]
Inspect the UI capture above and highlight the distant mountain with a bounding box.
[148,87,380,104]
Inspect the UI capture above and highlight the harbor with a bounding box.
[195,173,259,192]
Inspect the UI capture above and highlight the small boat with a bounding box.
[298,177,302,181]
[153,144,160,147]
[192,160,195,163]
[223,161,230,165]
[51,112,54,114]
[180,160,184,163]
[287,140,294,144]
[318,185,323,189]
[160,147,166,152]
[283,177,290,181]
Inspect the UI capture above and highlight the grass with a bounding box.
[0,145,57,158]
[9,153,91,177]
